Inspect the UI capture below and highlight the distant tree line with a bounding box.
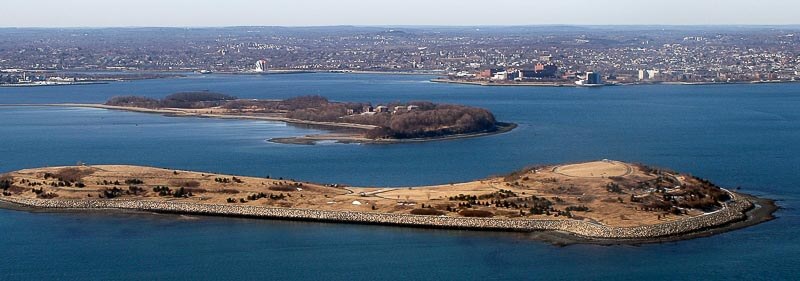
[106,92,236,109]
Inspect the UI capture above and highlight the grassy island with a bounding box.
[98,93,516,144]
[0,161,775,244]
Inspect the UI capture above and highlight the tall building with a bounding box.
[647,70,660,80]
[255,59,268,72]
[586,72,603,85]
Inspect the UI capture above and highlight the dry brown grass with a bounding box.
[269,185,298,192]
[169,179,201,188]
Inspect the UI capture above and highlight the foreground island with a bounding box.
[0,161,775,244]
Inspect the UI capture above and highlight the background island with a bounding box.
[0,160,775,245]
[55,92,517,145]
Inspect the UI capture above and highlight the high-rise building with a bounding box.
[255,59,268,72]
[586,72,603,85]
[647,70,660,80]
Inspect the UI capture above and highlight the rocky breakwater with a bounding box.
[0,197,754,240]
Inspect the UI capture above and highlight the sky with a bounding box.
[2,0,799,27]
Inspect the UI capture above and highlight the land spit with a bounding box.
[0,161,775,243]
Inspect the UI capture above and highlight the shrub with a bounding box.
[102,187,124,199]
[128,185,145,195]
[152,186,172,196]
[410,208,445,216]
[125,178,144,185]
[38,192,59,199]
[566,205,590,212]
[459,210,494,218]
[0,175,12,190]
[606,182,624,193]
[173,187,192,198]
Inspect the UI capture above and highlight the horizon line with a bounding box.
[1,24,800,29]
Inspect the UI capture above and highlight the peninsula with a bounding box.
[61,93,515,144]
[0,161,775,244]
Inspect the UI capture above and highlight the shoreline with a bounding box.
[0,103,517,145]
[431,78,800,87]
[430,79,577,87]
[268,122,518,145]
[208,70,440,76]
[0,192,775,245]
[0,162,778,245]
[0,81,110,88]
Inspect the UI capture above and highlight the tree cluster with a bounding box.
[104,96,161,108]
[606,182,624,193]
[214,177,244,184]
[101,187,124,199]
[378,105,497,139]
[159,92,236,108]
[0,175,12,191]
[106,92,236,109]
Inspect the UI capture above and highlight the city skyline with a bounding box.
[3,0,800,27]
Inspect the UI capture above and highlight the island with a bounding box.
[49,93,515,144]
[0,160,775,244]
[0,71,184,87]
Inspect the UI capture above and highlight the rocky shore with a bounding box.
[0,195,756,241]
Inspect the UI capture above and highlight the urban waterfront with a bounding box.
[1,74,798,280]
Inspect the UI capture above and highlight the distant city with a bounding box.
[1,26,799,85]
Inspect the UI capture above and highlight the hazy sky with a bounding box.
[3,0,799,27]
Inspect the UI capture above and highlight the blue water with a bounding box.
[1,74,798,280]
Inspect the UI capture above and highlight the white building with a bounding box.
[255,59,268,72]
[639,69,660,80]
[491,71,508,81]
[647,70,660,80]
